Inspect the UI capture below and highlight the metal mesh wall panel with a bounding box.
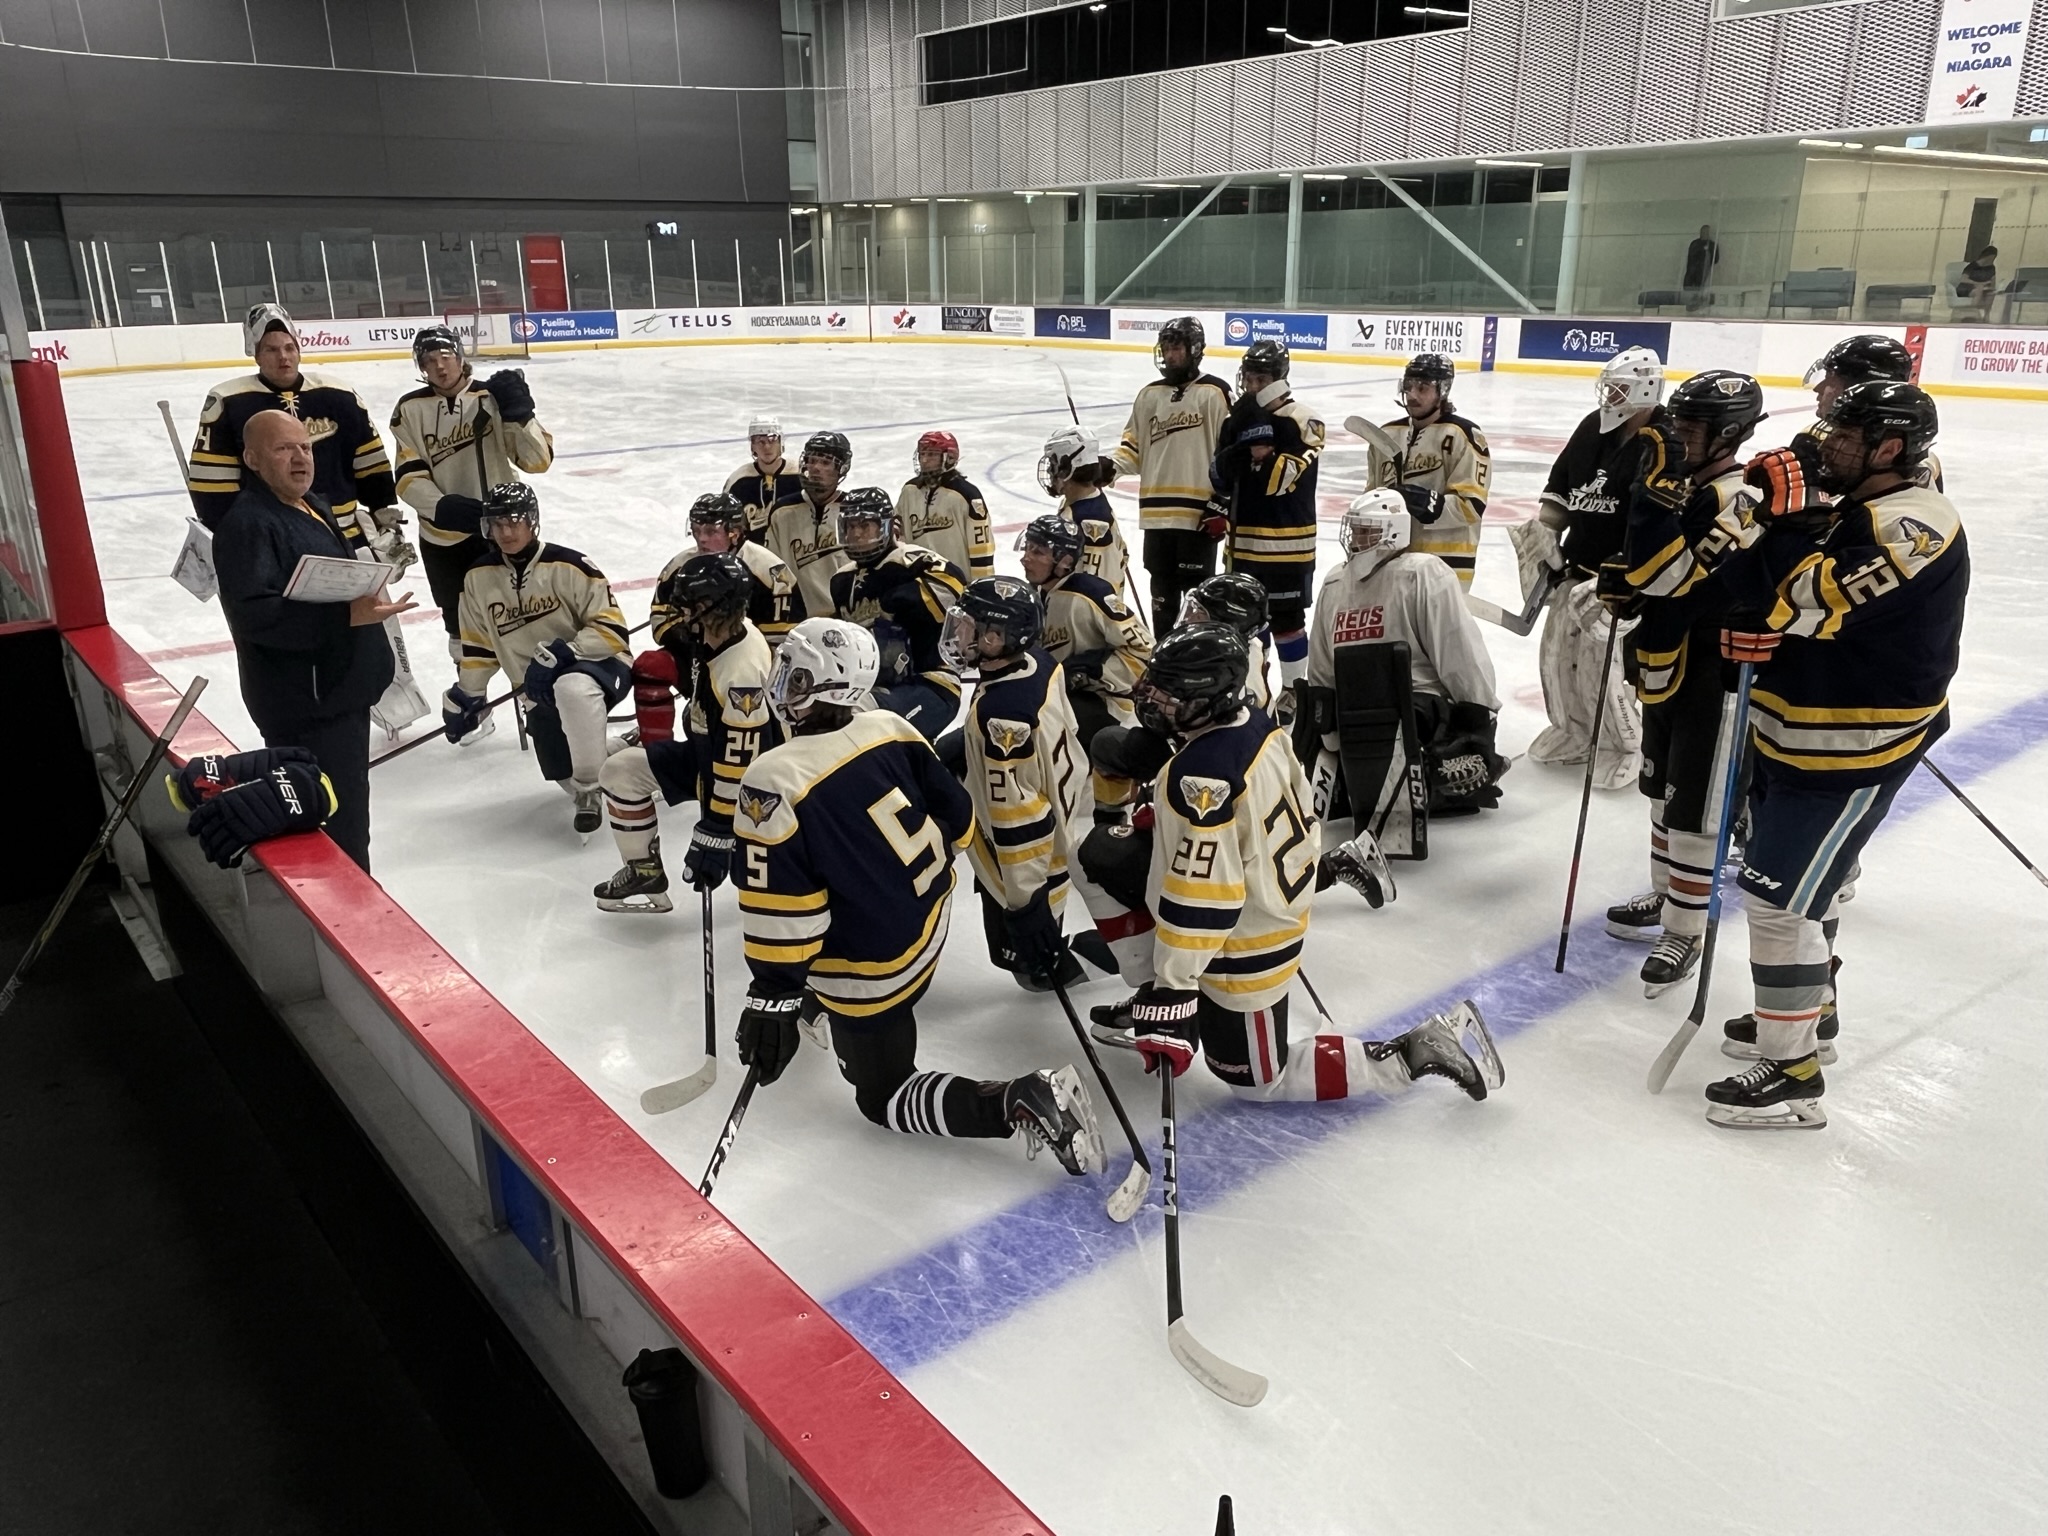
[1090,82,1126,181]
[1123,76,1159,182]
[1156,70,1195,176]
[1361,40,1415,162]
[970,98,998,188]
[1055,84,1092,184]
[1516,0,1578,150]
[1272,55,1319,168]
[1770,8,1856,134]
[1026,92,1058,185]
[1702,15,1777,139]
[2022,0,2048,114]
[997,94,1029,190]
[1852,0,1941,126]
[1638,0,1710,143]
[1313,48,1364,167]
[1231,58,1278,171]
[1463,0,1520,155]
[1575,0,1644,147]
[1191,67,1236,173]
[943,101,971,191]
[1410,33,1466,159]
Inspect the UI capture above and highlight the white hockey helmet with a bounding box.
[768,617,879,729]
[1037,422,1101,495]
[1598,347,1665,432]
[747,415,782,442]
[243,302,300,357]
[1339,488,1413,565]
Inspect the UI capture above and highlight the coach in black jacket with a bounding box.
[214,412,415,870]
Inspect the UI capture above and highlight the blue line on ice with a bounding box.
[823,689,2048,1375]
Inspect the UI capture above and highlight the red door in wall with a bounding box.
[523,236,568,312]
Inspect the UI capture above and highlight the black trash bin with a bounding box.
[621,1346,710,1498]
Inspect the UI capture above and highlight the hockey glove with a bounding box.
[482,368,536,424]
[1634,421,1691,511]
[185,758,336,869]
[736,988,804,1086]
[1061,647,1109,686]
[1396,482,1442,525]
[1745,438,1825,520]
[1593,558,1642,618]
[1004,886,1068,980]
[366,526,417,576]
[169,747,318,812]
[432,493,486,535]
[1720,625,1781,665]
[522,639,578,707]
[1199,496,1231,542]
[442,685,490,743]
[683,821,736,891]
[879,581,934,624]
[1130,985,1200,1076]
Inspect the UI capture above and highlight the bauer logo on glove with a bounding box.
[176,755,338,869]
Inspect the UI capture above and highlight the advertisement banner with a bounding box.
[938,304,1032,336]
[294,316,449,355]
[1223,311,1327,350]
[942,305,991,332]
[1330,312,1486,361]
[1925,0,2029,123]
[1035,306,1111,341]
[1943,326,2048,381]
[1110,308,1227,349]
[513,310,619,343]
[1517,319,1672,362]
[1481,316,1498,371]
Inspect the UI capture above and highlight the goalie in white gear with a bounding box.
[1298,490,1506,858]
[1522,347,1663,788]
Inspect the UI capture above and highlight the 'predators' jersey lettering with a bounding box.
[456,539,628,692]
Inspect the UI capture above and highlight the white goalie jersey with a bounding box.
[1307,551,1499,710]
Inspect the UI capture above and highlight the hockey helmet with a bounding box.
[1805,334,1914,390]
[411,324,463,373]
[1179,572,1269,639]
[915,430,960,476]
[1133,623,1248,738]
[688,491,749,551]
[748,414,783,443]
[1598,347,1665,433]
[243,303,300,358]
[941,576,1044,672]
[1017,512,1084,582]
[1155,316,1207,384]
[479,481,540,536]
[1666,370,1766,458]
[1037,423,1101,494]
[1339,488,1412,564]
[1238,337,1291,391]
[661,551,752,635]
[835,485,897,566]
[768,618,879,729]
[1811,380,1938,487]
[801,429,853,487]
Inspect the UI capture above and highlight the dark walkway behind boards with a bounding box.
[0,880,647,1536]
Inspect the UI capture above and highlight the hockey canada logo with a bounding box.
[737,786,784,825]
[986,717,1033,753]
[892,309,917,331]
[727,686,765,715]
[1957,84,1989,109]
[825,311,848,328]
[1179,775,1232,817]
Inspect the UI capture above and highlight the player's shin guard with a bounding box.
[1745,899,1831,1061]
[631,649,681,745]
[1070,864,1157,987]
[555,673,611,789]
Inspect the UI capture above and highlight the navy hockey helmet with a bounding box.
[1239,337,1291,383]
[480,481,539,533]
[1134,622,1248,738]
[1666,369,1767,455]
[801,430,853,477]
[661,551,752,634]
[1806,334,1914,390]
[941,576,1043,672]
[1179,572,1269,638]
[835,485,896,565]
[411,324,464,372]
[1017,512,1084,582]
[1814,380,1939,480]
[688,491,749,548]
[1155,316,1207,383]
[1404,352,1456,387]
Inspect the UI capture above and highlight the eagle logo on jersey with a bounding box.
[727,686,765,715]
[985,717,1033,754]
[1102,592,1132,619]
[1178,775,1233,818]
[737,786,784,826]
[1897,516,1946,560]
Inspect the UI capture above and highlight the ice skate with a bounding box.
[1641,932,1702,997]
[1704,1055,1827,1130]
[593,854,671,914]
[1005,1065,1105,1175]
[1367,1001,1500,1101]
[1605,891,1662,942]
[572,785,603,839]
[1320,833,1396,909]
[1088,991,1140,1051]
[456,708,497,747]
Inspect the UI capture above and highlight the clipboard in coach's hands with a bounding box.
[283,553,398,603]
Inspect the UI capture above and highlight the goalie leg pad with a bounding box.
[1332,640,1425,859]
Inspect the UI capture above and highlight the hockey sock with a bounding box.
[555,673,610,788]
[605,794,658,861]
[599,747,661,860]
[884,1072,1009,1138]
[1659,827,1717,939]
[1746,901,1830,1059]
[1070,864,1158,986]
[1231,1034,1410,1102]
[1648,808,1672,899]
[1275,631,1308,689]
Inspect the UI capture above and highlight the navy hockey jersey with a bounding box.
[187,370,395,533]
[830,544,967,700]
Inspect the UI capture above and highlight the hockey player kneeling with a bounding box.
[446,484,631,836]
[594,553,777,913]
[830,487,966,741]
[1296,490,1507,859]
[1017,512,1153,750]
[731,618,1106,1174]
[1083,625,1502,1106]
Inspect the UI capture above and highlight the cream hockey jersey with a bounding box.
[897,473,995,581]
[1060,489,1132,595]
[1307,551,1499,709]
[390,382,555,549]
[456,539,629,693]
[963,649,1088,916]
[1364,413,1492,585]
[650,540,803,649]
[1111,374,1234,533]
[1040,571,1153,724]
[725,457,800,536]
[761,490,851,620]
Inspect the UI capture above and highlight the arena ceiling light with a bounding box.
[1266,27,1342,45]
[1302,173,1348,180]
[1474,158,1543,168]
[1874,144,2048,169]
[1401,6,1468,18]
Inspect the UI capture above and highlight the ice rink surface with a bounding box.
[66,343,2048,1533]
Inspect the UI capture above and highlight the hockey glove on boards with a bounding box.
[683,821,736,891]
[1004,885,1068,979]
[482,368,536,424]
[442,686,490,743]
[522,639,578,707]
[1130,984,1200,1076]
[432,493,486,535]
[168,747,318,811]
[1395,482,1442,525]
[737,989,804,1086]
[1634,420,1692,511]
[1745,437,1826,519]
[184,759,336,868]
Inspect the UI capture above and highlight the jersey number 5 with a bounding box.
[869,787,949,898]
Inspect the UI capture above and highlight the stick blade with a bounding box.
[1645,1017,1701,1095]
[1168,1318,1268,1407]
[1106,1160,1150,1224]
[641,1058,718,1115]
[1342,413,1401,460]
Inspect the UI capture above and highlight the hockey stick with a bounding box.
[1050,979,1150,1223]
[641,886,721,1114]
[1647,662,1756,1094]
[159,400,220,602]
[0,676,207,1020]
[369,683,523,767]
[698,1064,761,1199]
[1297,964,1337,1028]
[1553,609,1623,973]
[1465,566,1565,638]
[1161,1065,1268,1407]
[1922,757,2048,891]
[1342,413,1404,471]
[1053,361,1084,427]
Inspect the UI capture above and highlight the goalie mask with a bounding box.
[1037,422,1101,495]
[1598,347,1665,433]
[243,302,300,358]
[1338,488,1412,569]
[940,576,1043,672]
[767,618,879,729]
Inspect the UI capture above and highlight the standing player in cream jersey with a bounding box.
[1109,316,1234,637]
[725,416,798,536]
[1037,424,1131,597]
[762,430,853,619]
[897,430,995,581]
[1363,353,1492,587]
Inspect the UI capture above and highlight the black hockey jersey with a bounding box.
[187,370,395,533]
[1718,483,1969,786]
[830,544,967,700]
[1213,389,1325,571]
[1620,465,1757,703]
[1542,406,1667,574]
[725,457,800,537]
[735,710,972,1018]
